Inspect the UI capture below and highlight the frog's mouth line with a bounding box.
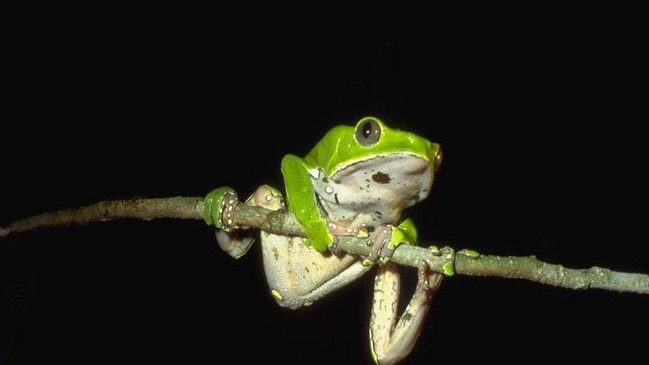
[407,164,431,176]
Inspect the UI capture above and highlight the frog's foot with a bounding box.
[324,222,362,256]
[327,237,344,256]
[361,224,410,267]
[204,187,252,259]
[204,185,284,259]
[204,186,240,231]
[369,261,443,365]
[413,260,444,303]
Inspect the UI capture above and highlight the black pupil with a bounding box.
[362,122,373,140]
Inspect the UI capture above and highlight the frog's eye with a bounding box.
[433,148,443,172]
[355,118,382,146]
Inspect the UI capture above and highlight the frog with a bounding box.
[204,116,444,365]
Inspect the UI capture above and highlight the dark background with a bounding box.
[2,6,648,365]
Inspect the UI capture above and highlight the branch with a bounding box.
[2,196,648,295]
[0,197,204,237]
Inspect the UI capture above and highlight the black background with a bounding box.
[2,6,648,365]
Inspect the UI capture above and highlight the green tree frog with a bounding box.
[204,116,444,365]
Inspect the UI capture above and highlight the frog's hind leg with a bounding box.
[369,261,443,365]
[248,185,373,310]
[261,235,371,310]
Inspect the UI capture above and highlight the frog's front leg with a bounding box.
[251,185,373,309]
[369,261,443,365]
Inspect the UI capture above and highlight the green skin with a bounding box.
[282,116,441,254]
[205,116,444,365]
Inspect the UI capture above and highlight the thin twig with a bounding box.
[2,196,648,294]
[1,197,204,237]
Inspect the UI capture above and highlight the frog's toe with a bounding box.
[363,225,400,267]
[327,237,345,257]
[417,260,444,294]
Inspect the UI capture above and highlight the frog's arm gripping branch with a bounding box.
[2,194,648,295]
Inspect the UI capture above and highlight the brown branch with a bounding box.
[0,197,204,237]
[2,195,648,295]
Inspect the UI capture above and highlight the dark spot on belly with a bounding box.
[372,171,391,184]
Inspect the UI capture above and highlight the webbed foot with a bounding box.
[362,218,418,267]
[204,187,255,259]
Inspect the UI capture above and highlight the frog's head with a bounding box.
[308,116,442,180]
[352,116,442,172]
[306,116,442,210]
